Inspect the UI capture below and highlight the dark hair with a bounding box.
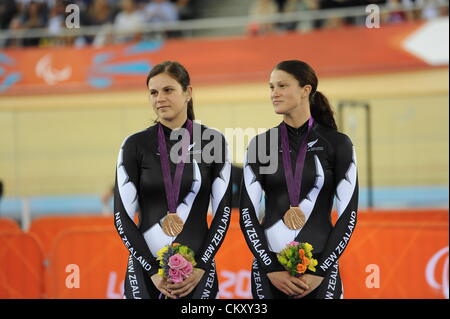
[274,60,337,130]
[146,61,195,121]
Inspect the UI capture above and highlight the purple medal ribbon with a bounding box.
[280,117,314,207]
[157,119,193,214]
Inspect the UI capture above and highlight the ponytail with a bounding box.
[187,99,195,121]
[310,91,337,130]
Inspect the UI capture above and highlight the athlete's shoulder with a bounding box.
[314,123,354,148]
[194,122,228,149]
[194,122,229,162]
[195,122,226,138]
[119,125,154,149]
[247,125,279,149]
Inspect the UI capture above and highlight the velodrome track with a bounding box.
[0,67,448,208]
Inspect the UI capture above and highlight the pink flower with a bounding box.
[288,241,299,247]
[168,268,184,283]
[168,254,188,270]
[180,262,193,278]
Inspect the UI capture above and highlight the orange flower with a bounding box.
[299,249,305,259]
[303,257,310,266]
[172,243,180,247]
[297,263,307,273]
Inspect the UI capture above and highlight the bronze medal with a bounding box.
[283,206,306,230]
[161,213,184,237]
[158,120,192,238]
[280,118,314,231]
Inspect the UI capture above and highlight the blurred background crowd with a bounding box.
[0,0,448,47]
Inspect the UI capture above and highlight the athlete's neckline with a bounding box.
[158,119,189,133]
[282,119,309,136]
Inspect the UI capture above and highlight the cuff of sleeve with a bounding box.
[261,252,285,273]
[263,262,285,274]
[195,261,208,271]
[308,268,326,277]
[313,262,329,277]
[147,266,159,278]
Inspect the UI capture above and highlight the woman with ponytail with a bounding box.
[114,61,232,299]
[240,60,359,299]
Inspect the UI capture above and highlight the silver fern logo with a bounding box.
[307,139,318,148]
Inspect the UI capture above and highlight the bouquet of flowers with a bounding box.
[156,242,197,284]
[277,241,318,276]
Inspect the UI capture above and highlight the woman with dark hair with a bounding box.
[240,60,358,299]
[114,61,232,299]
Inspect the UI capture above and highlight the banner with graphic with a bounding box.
[0,232,45,299]
[0,209,447,299]
[1,18,448,95]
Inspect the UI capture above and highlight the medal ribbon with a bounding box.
[280,117,314,207]
[158,119,193,214]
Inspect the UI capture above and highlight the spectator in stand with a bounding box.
[9,0,47,47]
[248,0,278,36]
[296,0,321,31]
[383,0,415,23]
[87,0,117,26]
[0,0,17,47]
[145,0,178,23]
[113,0,145,43]
[273,0,322,32]
[101,185,114,215]
[86,0,118,46]
[281,0,300,30]
[415,0,448,20]
[174,0,195,20]
[144,0,179,38]
[170,0,195,37]
[0,0,17,30]
[319,0,361,29]
[67,0,95,47]
[272,0,300,31]
[44,0,66,46]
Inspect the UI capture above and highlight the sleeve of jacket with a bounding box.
[315,134,359,277]
[240,135,284,273]
[196,132,232,271]
[114,134,160,277]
